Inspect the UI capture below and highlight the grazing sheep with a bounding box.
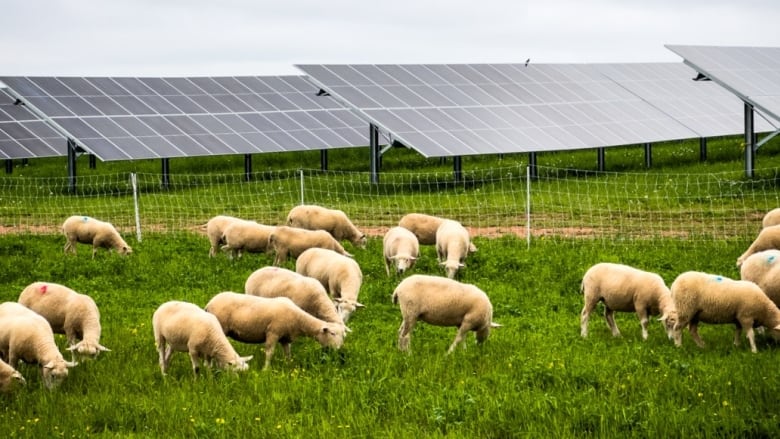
[383,226,420,276]
[62,215,132,258]
[399,213,478,252]
[287,204,366,248]
[220,219,276,259]
[205,215,241,257]
[670,271,780,353]
[269,225,352,266]
[19,282,109,361]
[762,208,780,228]
[205,292,346,370]
[295,248,365,322]
[392,275,500,353]
[740,249,780,307]
[245,266,345,326]
[579,263,677,340]
[152,301,252,376]
[0,358,25,393]
[736,225,780,267]
[436,219,472,279]
[0,302,77,389]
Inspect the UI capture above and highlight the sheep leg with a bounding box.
[447,325,470,354]
[384,257,391,277]
[282,343,292,359]
[188,350,202,376]
[397,318,416,352]
[636,309,649,340]
[264,335,281,370]
[744,327,757,353]
[604,307,621,337]
[579,298,599,338]
[273,250,287,267]
[157,342,170,375]
[64,240,76,254]
[688,322,705,348]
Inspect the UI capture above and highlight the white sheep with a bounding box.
[18,281,109,361]
[436,219,472,279]
[762,208,780,228]
[0,358,25,393]
[268,225,352,266]
[205,292,346,370]
[383,226,420,276]
[295,248,365,322]
[736,224,780,267]
[151,300,252,376]
[740,249,780,307]
[220,219,276,259]
[245,266,345,327]
[286,204,366,248]
[392,274,500,353]
[579,263,678,340]
[62,215,132,258]
[0,301,77,389]
[670,271,780,353]
[399,213,478,252]
[205,215,241,257]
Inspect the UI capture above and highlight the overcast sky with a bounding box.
[2,0,779,77]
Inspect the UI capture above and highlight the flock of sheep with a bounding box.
[581,207,780,353]
[0,207,500,391]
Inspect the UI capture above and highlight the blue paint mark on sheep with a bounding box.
[768,255,777,265]
[82,216,89,222]
[710,276,723,283]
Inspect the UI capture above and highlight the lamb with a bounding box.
[62,215,132,258]
[205,292,346,370]
[286,204,366,248]
[295,248,365,322]
[205,215,241,257]
[269,225,352,266]
[151,300,252,376]
[762,208,780,228]
[399,213,478,252]
[18,281,109,361]
[579,263,678,340]
[0,358,25,393]
[740,249,780,307]
[736,224,780,267]
[670,271,780,353]
[245,266,345,327]
[392,274,501,353]
[383,226,420,276]
[0,301,77,389]
[220,219,276,259]
[435,219,472,279]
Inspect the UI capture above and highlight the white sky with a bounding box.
[1,0,779,77]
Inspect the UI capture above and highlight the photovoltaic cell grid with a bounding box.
[297,63,704,157]
[594,63,777,136]
[0,88,64,159]
[666,45,780,125]
[0,76,368,161]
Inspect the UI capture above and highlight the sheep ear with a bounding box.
[409,256,417,261]
[98,344,111,352]
[658,314,668,322]
[354,302,366,308]
[66,361,78,368]
[344,252,354,258]
[43,362,54,370]
[490,322,502,328]
[459,263,465,268]
[344,325,352,333]
[241,355,253,362]
[439,261,446,267]
[66,345,78,351]
[774,324,780,331]
[12,372,25,385]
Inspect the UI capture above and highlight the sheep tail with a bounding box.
[391,290,399,305]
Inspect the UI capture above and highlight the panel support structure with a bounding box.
[320,149,328,171]
[528,152,538,180]
[244,154,252,182]
[644,143,652,169]
[453,156,462,183]
[161,158,170,189]
[89,154,96,169]
[67,139,77,194]
[699,137,707,161]
[745,102,755,178]
[5,160,12,174]
[597,148,606,172]
[369,124,380,184]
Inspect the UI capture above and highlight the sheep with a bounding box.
[579,263,678,340]
[383,226,420,276]
[399,213,478,252]
[670,271,780,353]
[62,215,132,258]
[205,215,241,257]
[295,248,365,322]
[0,358,25,393]
[435,219,472,279]
[392,274,500,353]
[762,208,780,228]
[18,281,109,361]
[0,301,77,389]
[736,224,780,267]
[245,266,345,327]
[286,204,366,248]
[205,292,346,370]
[151,300,252,376]
[740,249,780,307]
[268,225,352,266]
[220,219,276,259]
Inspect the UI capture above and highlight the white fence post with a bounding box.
[526,165,531,249]
[299,169,304,205]
[131,173,142,242]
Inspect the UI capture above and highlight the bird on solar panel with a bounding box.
[525,58,530,67]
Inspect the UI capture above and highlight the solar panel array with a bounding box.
[0,76,368,161]
[666,45,780,124]
[594,63,777,136]
[0,88,64,159]
[297,63,711,157]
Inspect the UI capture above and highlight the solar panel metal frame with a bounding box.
[0,88,65,160]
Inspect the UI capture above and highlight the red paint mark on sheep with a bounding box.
[40,284,48,294]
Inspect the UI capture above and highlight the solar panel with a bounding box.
[0,76,368,161]
[0,88,64,159]
[665,45,780,124]
[297,63,701,158]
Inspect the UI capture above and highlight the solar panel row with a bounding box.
[0,89,63,159]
